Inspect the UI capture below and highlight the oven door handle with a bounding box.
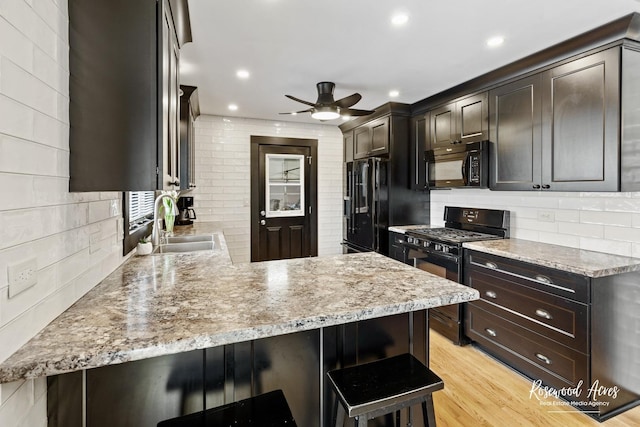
[406,248,459,263]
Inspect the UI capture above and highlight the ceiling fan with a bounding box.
[280,82,375,120]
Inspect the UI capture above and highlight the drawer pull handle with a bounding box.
[485,328,497,337]
[485,290,498,299]
[535,309,553,320]
[535,275,553,285]
[535,353,552,365]
[485,262,498,269]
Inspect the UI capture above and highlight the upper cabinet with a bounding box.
[353,117,390,159]
[490,48,632,192]
[179,86,201,190]
[68,0,192,191]
[489,75,543,190]
[429,92,488,149]
[409,114,428,190]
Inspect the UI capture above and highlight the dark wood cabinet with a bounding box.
[541,48,620,191]
[429,92,488,149]
[490,47,640,192]
[68,0,191,191]
[464,249,640,420]
[353,117,390,159]
[409,114,428,190]
[489,75,543,190]
[179,86,200,190]
[388,232,410,264]
[343,131,354,163]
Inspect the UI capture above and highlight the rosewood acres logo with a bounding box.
[529,379,620,410]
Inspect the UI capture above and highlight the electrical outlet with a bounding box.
[537,210,556,223]
[7,258,38,299]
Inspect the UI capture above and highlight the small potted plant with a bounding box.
[137,236,153,255]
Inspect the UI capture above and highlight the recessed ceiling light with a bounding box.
[391,13,409,26]
[486,36,505,48]
[389,90,399,98]
[291,112,297,116]
[228,104,238,111]
[236,69,250,79]
[342,116,351,121]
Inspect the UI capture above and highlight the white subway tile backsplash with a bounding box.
[0,57,58,118]
[580,210,632,226]
[0,17,33,72]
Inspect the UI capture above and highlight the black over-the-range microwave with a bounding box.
[425,140,488,188]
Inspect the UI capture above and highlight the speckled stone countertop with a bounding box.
[463,238,640,278]
[0,224,478,384]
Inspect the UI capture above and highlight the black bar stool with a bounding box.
[327,353,444,427]
[157,389,297,427]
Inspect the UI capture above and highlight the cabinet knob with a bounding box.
[169,180,180,187]
[484,262,498,270]
[532,184,541,189]
[260,220,266,226]
[534,275,553,285]
[535,308,553,320]
[535,353,552,365]
[485,328,497,337]
[485,290,498,299]
[542,184,551,189]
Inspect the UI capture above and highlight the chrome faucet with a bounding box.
[151,194,179,246]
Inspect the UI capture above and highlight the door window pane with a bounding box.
[265,154,305,217]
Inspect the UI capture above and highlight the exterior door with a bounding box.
[251,136,318,262]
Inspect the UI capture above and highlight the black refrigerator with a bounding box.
[343,158,388,253]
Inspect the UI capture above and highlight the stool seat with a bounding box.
[327,353,443,425]
[157,389,297,427]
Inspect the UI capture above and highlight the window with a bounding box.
[265,154,305,218]
[128,191,155,232]
[123,191,155,255]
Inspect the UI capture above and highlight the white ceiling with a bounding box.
[180,0,640,125]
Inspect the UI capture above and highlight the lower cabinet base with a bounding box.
[466,304,640,421]
[47,311,428,427]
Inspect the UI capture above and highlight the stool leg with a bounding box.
[422,394,437,427]
[356,415,367,427]
[395,410,401,426]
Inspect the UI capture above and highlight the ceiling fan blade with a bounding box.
[285,94,316,107]
[334,93,362,109]
[279,108,314,115]
[342,108,375,117]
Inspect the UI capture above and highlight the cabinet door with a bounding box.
[429,102,456,148]
[489,75,542,190]
[343,131,354,163]
[457,92,488,144]
[541,48,620,191]
[161,0,181,190]
[369,117,390,156]
[353,126,371,159]
[410,114,428,189]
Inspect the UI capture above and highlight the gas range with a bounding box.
[401,206,510,346]
[404,228,503,257]
[403,207,510,258]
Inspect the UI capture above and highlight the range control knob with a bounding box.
[441,246,449,253]
[423,241,429,248]
[434,244,442,251]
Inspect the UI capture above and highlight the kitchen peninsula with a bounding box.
[0,224,478,426]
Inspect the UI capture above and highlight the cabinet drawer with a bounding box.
[466,304,589,392]
[467,251,589,303]
[468,269,589,352]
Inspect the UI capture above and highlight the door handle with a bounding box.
[260,220,266,225]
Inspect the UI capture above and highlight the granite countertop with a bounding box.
[463,238,640,278]
[0,224,478,384]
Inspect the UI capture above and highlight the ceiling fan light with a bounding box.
[311,107,340,120]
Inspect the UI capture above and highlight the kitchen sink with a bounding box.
[166,234,214,244]
[153,240,214,254]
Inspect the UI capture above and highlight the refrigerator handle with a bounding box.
[373,159,380,252]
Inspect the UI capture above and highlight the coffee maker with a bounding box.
[176,196,196,225]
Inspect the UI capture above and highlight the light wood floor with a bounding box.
[429,331,640,427]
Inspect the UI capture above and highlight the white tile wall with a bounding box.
[192,115,344,262]
[0,1,126,425]
[430,189,640,257]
